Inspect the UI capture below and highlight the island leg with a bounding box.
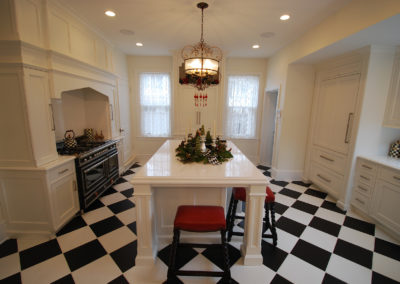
[241,185,265,265]
[133,184,158,266]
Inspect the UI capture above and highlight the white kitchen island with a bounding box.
[130,140,269,269]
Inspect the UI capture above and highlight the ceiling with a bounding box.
[58,0,351,57]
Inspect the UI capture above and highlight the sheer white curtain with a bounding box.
[226,75,259,138]
[139,73,171,137]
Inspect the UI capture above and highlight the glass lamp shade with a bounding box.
[184,58,218,77]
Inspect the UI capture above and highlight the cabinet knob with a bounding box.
[120,128,125,133]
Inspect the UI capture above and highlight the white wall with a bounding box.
[266,0,400,179]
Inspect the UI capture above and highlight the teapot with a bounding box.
[64,130,77,149]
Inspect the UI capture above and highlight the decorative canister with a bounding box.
[84,128,95,142]
[388,140,400,159]
[64,130,77,149]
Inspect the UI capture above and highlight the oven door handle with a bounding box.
[83,159,107,174]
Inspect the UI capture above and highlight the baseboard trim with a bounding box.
[271,168,303,181]
[0,221,8,245]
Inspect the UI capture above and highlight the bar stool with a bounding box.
[226,186,277,246]
[166,205,232,283]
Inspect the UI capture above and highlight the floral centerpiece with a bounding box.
[176,125,233,165]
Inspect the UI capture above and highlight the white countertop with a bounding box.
[358,155,400,170]
[130,140,269,186]
[0,155,76,171]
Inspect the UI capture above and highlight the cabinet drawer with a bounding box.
[310,163,344,199]
[358,159,377,175]
[354,181,373,196]
[355,171,376,188]
[351,191,369,213]
[379,166,400,187]
[311,147,346,175]
[49,162,75,181]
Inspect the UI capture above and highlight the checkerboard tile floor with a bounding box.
[1,163,400,283]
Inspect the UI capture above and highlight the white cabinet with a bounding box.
[383,48,400,128]
[351,157,400,238]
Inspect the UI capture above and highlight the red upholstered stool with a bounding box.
[226,187,278,246]
[166,205,232,283]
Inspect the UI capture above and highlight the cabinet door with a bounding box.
[117,79,132,163]
[313,74,360,155]
[50,174,79,231]
[383,52,400,128]
[371,180,400,233]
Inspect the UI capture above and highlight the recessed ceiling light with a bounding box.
[252,44,260,49]
[280,14,290,21]
[105,10,116,17]
[136,42,143,47]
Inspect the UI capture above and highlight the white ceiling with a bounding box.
[58,0,351,57]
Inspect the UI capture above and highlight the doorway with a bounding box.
[259,89,279,166]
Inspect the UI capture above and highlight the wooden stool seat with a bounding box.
[166,205,232,283]
[226,186,278,246]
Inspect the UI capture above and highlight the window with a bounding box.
[226,75,260,138]
[139,73,171,137]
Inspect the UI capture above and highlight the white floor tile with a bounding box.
[277,254,325,284]
[300,226,338,252]
[326,254,372,284]
[20,255,70,284]
[124,258,169,283]
[113,182,134,192]
[297,193,324,207]
[98,226,137,253]
[338,226,375,251]
[116,207,137,225]
[179,254,221,284]
[231,258,276,284]
[268,183,284,193]
[72,255,121,284]
[57,226,97,252]
[82,206,114,225]
[274,228,299,253]
[0,253,20,279]
[374,226,400,245]
[275,194,296,207]
[285,183,307,193]
[315,207,346,225]
[99,192,126,205]
[283,207,313,226]
[122,174,136,182]
[373,253,400,282]
[17,236,54,251]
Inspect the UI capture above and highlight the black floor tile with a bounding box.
[163,275,184,284]
[108,275,129,284]
[127,221,137,235]
[374,238,400,261]
[333,239,373,269]
[343,216,375,236]
[279,188,302,199]
[261,240,288,271]
[217,277,239,284]
[114,177,128,185]
[102,187,118,196]
[321,201,346,214]
[90,216,124,237]
[257,165,270,171]
[270,180,289,187]
[291,200,318,215]
[120,188,134,198]
[322,273,347,284]
[51,274,75,284]
[263,171,271,177]
[292,181,312,187]
[274,202,289,215]
[56,215,87,237]
[19,239,62,270]
[85,198,105,212]
[0,272,22,284]
[64,239,107,271]
[371,271,399,284]
[0,238,18,258]
[276,216,306,237]
[309,216,341,237]
[304,188,328,199]
[202,244,241,269]
[130,163,141,169]
[108,199,135,214]
[291,239,331,270]
[122,169,135,176]
[270,274,293,284]
[157,244,198,270]
[110,241,137,272]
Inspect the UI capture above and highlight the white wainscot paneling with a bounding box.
[15,0,43,47]
[70,25,96,66]
[48,11,70,55]
[0,0,18,40]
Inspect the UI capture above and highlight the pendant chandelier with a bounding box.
[181,2,222,91]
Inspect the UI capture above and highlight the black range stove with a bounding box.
[57,138,119,211]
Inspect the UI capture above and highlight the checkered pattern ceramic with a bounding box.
[0,163,399,284]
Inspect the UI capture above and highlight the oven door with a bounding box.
[82,158,108,195]
[108,151,119,177]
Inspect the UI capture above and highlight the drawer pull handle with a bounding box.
[344,112,354,144]
[73,181,77,191]
[58,169,69,174]
[317,174,331,183]
[360,175,370,181]
[355,198,365,205]
[320,155,334,162]
[394,176,400,181]
[362,164,372,170]
[358,185,368,192]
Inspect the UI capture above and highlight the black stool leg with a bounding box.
[269,202,278,246]
[227,199,239,242]
[226,192,235,234]
[167,229,180,280]
[220,229,232,283]
[263,202,271,233]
